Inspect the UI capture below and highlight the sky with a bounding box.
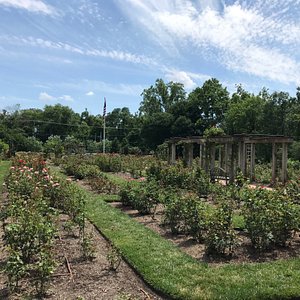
[1,0,300,115]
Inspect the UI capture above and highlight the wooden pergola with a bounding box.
[166,134,293,184]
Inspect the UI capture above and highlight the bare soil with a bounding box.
[0,204,164,299]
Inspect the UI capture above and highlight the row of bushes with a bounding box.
[2,154,89,295]
[119,178,300,254]
[58,153,157,179]
[146,161,211,197]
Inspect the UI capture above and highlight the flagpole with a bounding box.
[103,117,106,153]
[103,97,106,154]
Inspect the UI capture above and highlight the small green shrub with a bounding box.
[205,200,236,255]
[242,188,299,250]
[119,180,161,215]
[87,174,119,194]
[163,191,210,239]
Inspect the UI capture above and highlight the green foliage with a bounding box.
[205,200,237,255]
[242,189,300,250]
[44,135,64,158]
[94,154,123,172]
[225,94,265,134]
[5,251,27,290]
[63,135,82,154]
[81,233,96,261]
[23,136,43,152]
[163,192,210,240]
[119,180,161,215]
[254,163,272,184]
[139,79,186,115]
[0,138,9,158]
[87,174,120,194]
[203,126,225,138]
[4,156,57,294]
[107,244,121,271]
[34,251,56,296]
[3,154,88,295]
[187,78,229,132]
[146,162,210,197]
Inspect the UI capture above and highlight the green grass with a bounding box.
[0,160,11,192]
[83,189,300,300]
[104,172,131,187]
[102,194,121,202]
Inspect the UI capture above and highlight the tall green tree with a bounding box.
[187,78,229,133]
[41,104,80,140]
[225,94,265,134]
[139,79,186,116]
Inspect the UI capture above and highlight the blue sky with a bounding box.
[1,0,300,115]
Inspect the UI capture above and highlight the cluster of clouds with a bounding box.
[1,0,300,97]
[118,0,300,86]
[0,0,55,15]
[39,92,74,102]
[2,35,157,67]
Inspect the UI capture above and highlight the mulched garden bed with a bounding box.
[109,203,300,265]
[0,211,164,300]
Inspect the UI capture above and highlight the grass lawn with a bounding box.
[0,160,11,191]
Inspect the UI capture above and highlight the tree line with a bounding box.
[1,78,300,159]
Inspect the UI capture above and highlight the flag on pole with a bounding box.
[103,97,107,117]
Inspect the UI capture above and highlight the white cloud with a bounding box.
[0,0,55,15]
[59,95,74,102]
[85,91,94,96]
[165,69,196,89]
[39,92,74,102]
[48,79,145,97]
[39,92,55,101]
[1,35,157,67]
[164,68,212,89]
[118,0,300,85]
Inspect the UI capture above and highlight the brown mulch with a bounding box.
[0,211,164,300]
[109,202,300,265]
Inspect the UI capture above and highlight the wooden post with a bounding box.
[224,143,228,178]
[272,143,277,183]
[199,144,203,168]
[238,142,242,170]
[183,144,188,166]
[241,142,246,176]
[228,143,234,184]
[250,143,256,182]
[218,146,222,169]
[203,143,208,173]
[281,143,288,183]
[210,143,216,182]
[188,143,193,167]
[171,143,176,165]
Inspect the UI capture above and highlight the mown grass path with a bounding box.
[0,161,10,192]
